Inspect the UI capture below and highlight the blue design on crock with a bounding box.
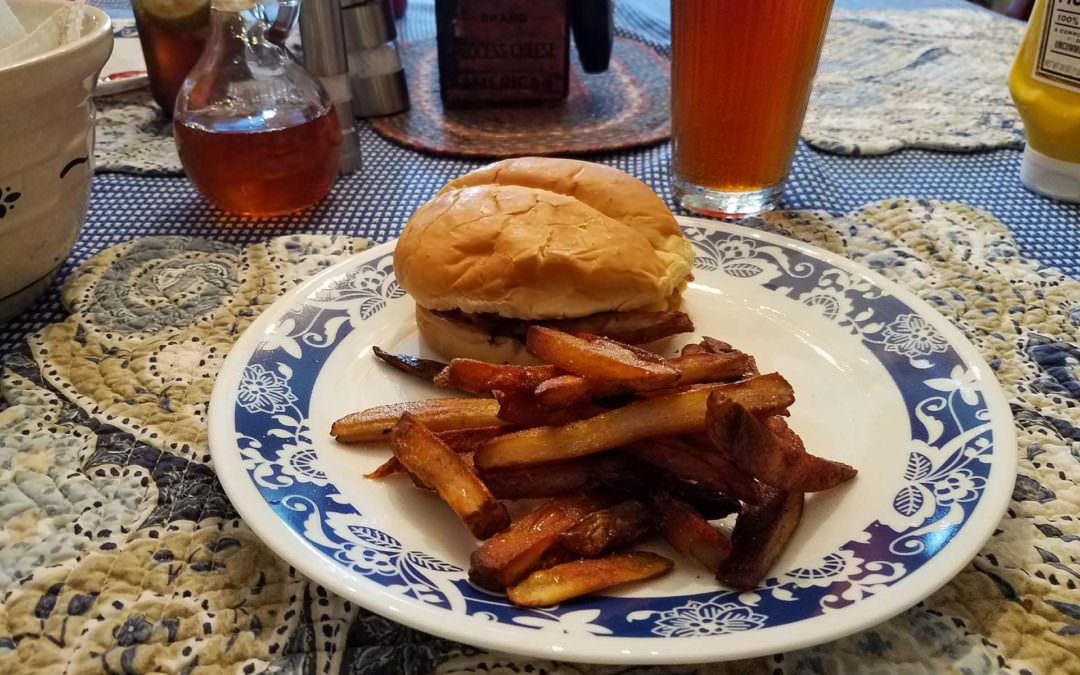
[232,231,998,637]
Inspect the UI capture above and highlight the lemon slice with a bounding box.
[137,0,209,27]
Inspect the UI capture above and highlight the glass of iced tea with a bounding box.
[670,0,834,216]
[131,0,210,116]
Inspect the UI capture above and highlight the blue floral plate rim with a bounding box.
[208,217,1016,664]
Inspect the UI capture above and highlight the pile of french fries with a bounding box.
[332,327,857,607]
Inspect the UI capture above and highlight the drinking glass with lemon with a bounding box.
[131,0,210,116]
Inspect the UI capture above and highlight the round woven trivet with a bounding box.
[369,37,670,158]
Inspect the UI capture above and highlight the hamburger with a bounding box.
[393,157,696,364]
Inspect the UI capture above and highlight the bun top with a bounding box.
[394,157,694,320]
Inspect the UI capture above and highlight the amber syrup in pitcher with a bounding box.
[173,0,342,216]
[175,107,341,216]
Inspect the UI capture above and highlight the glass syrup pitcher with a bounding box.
[174,0,342,216]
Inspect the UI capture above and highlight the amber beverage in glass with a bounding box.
[671,0,834,216]
[131,0,210,116]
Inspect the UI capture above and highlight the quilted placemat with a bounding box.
[1,199,1076,673]
[368,37,670,158]
[803,8,1026,155]
[93,90,180,176]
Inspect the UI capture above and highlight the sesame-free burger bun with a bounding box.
[394,157,694,320]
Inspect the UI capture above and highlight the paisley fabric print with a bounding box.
[0,202,1076,673]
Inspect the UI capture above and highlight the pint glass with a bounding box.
[671,0,834,216]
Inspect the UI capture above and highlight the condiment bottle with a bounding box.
[1009,0,1080,202]
[173,0,342,216]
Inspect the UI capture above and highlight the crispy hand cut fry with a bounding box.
[391,413,509,539]
[526,327,681,384]
[494,390,600,427]
[332,398,507,443]
[366,426,513,479]
[634,373,794,418]
[372,347,447,383]
[533,351,753,409]
[479,452,739,518]
[629,436,763,505]
[669,351,754,386]
[435,359,561,394]
[706,393,857,492]
[533,374,594,408]
[476,374,795,470]
[365,457,403,479]
[652,492,731,572]
[478,455,627,499]
[438,425,517,451]
[506,552,673,607]
[556,500,653,558]
[717,488,804,590]
[469,493,613,590]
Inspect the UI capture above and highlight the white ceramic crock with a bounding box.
[0,0,112,322]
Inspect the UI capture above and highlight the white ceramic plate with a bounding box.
[208,217,1016,664]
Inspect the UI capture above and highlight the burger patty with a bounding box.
[433,308,695,345]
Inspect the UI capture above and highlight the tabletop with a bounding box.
[0,0,1077,360]
[0,1,1078,674]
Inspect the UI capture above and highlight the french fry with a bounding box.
[706,393,857,492]
[533,374,594,408]
[494,390,601,427]
[634,374,794,417]
[366,457,403,479]
[478,452,740,518]
[435,359,561,394]
[652,492,731,572]
[476,374,795,470]
[556,500,653,558]
[628,437,763,505]
[700,336,735,354]
[688,336,761,375]
[717,488,804,590]
[525,327,680,384]
[439,426,518,451]
[506,552,673,607]
[669,351,753,386]
[661,478,742,520]
[532,351,752,409]
[368,427,510,480]
[372,346,447,383]
[332,398,507,443]
[391,414,509,539]
[546,309,695,345]
[469,493,613,590]
[478,454,627,499]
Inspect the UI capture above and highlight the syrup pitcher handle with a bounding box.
[266,0,301,45]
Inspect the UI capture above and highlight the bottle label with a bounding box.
[1034,0,1080,93]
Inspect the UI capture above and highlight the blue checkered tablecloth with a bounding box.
[0,0,1077,356]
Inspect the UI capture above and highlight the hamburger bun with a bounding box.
[414,306,537,365]
[394,158,694,362]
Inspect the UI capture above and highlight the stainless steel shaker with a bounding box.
[299,0,362,173]
[339,0,409,117]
